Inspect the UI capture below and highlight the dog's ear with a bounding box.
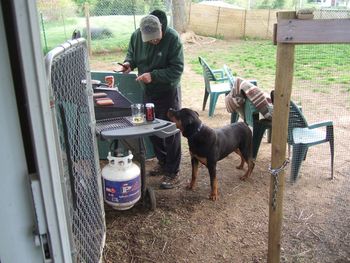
[195,111,199,117]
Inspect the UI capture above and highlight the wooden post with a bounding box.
[215,7,221,38]
[243,9,247,38]
[132,0,136,30]
[188,1,192,26]
[268,11,296,263]
[85,3,92,57]
[266,9,271,39]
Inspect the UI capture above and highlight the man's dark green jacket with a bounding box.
[124,26,184,97]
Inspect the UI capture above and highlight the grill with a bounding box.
[97,118,176,140]
[96,113,178,210]
[95,117,133,134]
[93,87,131,120]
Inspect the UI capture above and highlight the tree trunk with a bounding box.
[172,0,187,33]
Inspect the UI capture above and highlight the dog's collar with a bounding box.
[187,123,203,140]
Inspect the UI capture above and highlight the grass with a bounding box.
[40,15,139,54]
[294,44,350,88]
[191,41,277,77]
[189,40,350,92]
[89,39,350,97]
[89,52,126,71]
[42,14,350,93]
[40,17,85,53]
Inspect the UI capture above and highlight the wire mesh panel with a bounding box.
[314,9,350,19]
[289,43,350,180]
[37,0,173,54]
[282,41,350,262]
[46,39,105,263]
[84,1,172,53]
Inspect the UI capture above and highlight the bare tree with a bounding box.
[172,0,187,33]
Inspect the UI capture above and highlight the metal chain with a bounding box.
[269,159,290,210]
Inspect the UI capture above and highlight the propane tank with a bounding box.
[102,151,141,210]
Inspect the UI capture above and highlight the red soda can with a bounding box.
[105,75,114,88]
[145,103,155,121]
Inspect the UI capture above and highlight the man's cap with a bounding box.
[140,15,162,42]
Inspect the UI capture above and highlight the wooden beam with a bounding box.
[277,19,350,44]
[268,11,295,263]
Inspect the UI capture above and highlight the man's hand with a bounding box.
[116,62,131,74]
[136,73,152,84]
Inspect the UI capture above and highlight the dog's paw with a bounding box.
[209,193,218,201]
[236,165,244,170]
[186,184,194,190]
[239,175,248,181]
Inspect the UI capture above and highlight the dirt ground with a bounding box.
[92,38,350,263]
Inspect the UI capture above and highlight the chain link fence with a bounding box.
[278,41,350,262]
[188,2,350,40]
[314,8,350,18]
[37,0,174,54]
[45,39,106,263]
[37,1,350,54]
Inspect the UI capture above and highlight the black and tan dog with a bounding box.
[168,108,255,200]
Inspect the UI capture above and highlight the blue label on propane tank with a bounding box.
[104,177,141,203]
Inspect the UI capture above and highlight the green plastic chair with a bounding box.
[223,64,240,122]
[287,100,334,182]
[224,65,269,159]
[198,57,231,117]
[223,64,236,88]
[237,99,272,160]
[229,97,272,160]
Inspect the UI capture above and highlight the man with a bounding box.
[118,10,184,189]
